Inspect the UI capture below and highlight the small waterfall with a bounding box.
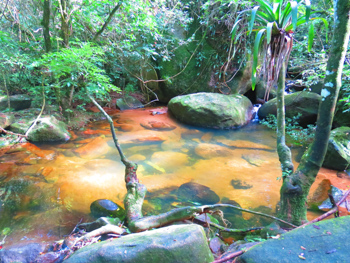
[252,104,262,122]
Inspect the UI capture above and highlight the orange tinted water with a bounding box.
[0,107,345,246]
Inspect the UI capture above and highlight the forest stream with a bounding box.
[0,106,348,246]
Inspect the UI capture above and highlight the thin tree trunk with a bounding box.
[42,0,51,52]
[92,2,122,42]
[59,0,70,47]
[279,0,350,225]
[276,62,294,176]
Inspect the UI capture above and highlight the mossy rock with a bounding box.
[10,116,71,142]
[0,113,14,129]
[0,94,32,111]
[168,92,253,129]
[322,127,350,171]
[258,91,321,127]
[63,224,214,263]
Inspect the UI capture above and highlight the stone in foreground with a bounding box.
[168,92,253,129]
[64,224,214,263]
[237,216,350,263]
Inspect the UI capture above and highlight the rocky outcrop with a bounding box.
[236,216,350,263]
[322,127,350,171]
[0,94,32,111]
[258,91,321,127]
[63,224,214,263]
[168,93,253,129]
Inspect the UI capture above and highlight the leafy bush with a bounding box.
[35,42,120,115]
[260,114,316,147]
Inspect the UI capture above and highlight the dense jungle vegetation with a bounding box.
[0,0,349,114]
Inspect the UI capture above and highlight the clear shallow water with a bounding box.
[0,106,333,245]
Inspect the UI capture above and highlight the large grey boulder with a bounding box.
[63,224,214,263]
[322,127,350,171]
[258,91,321,127]
[237,216,350,263]
[0,94,32,111]
[168,92,253,129]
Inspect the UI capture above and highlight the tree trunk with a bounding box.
[42,0,51,52]
[59,0,70,47]
[276,62,294,177]
[279,0,350,225]
[92,2,122,42]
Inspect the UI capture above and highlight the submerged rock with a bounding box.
[322,127,350,171]
[63,224,214,263]
[236,216,350,263]
[0,94,32,111]
[140,120,176,131]
[177,182,220,205]
[168,93,253,129]
[258,91,321,127]
[90,199,125,220]
[194,143,233,159]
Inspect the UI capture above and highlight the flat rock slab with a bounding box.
[64,224,214,263]
[237,216,350,263]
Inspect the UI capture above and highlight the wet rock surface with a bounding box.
[237,216,350,263]
[0,242,47,263]
[90,199,125,220]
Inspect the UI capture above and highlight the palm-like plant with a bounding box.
[248,0,328,99]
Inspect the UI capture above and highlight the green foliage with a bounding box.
[37,42,120,105]
[260,113,316,146]
[247,0,328,90]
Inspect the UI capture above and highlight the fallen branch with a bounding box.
[209,222,263,234]
[0,127,27,137]
[212,250,245,263]
[74,224,124,245]
[298,189,350,228]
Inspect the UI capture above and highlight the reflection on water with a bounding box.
[0,106,335,245]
